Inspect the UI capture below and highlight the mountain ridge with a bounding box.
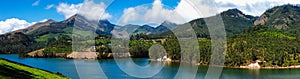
[254,4,300,35]
[1,4,298,54]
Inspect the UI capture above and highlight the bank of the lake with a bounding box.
[0,58,69,79]
[2,54,300,79]
[24,51,300,70]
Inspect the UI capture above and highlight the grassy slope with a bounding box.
[0,58,69,79]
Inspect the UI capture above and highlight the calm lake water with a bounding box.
[1,54,300,79]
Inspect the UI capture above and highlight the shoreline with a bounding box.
[260,65,300,69]
[0,58,69,78]
[224,65,300,69]
[5,54,300,69]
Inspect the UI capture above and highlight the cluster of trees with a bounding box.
[43,34,72,54]
[91,25,299,67]
[162,36,181,60]
[126,26,300,67]
[129,40,154,58]
[130,33,151,40]
[0,32,44,54]
[225,26,300,67]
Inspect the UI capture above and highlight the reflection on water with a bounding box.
[1,54,300,79]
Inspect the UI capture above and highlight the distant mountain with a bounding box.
[220,9,258,36]
[157,8,258,37]
[155,21,177,33]
[111,21,177,35]
[95,19,115,36]
[0,13,178,53]
[14,19,56,34]
[133,25,156,34]
[133,21,178,34]
[254,4,300,35]
[3,4,300,54]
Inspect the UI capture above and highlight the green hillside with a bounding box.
[225,26,300,67]
[0,58,69,79]
[255,4,300,35]
[156,9,257,38]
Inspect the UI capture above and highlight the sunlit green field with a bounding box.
[0,58,69,79]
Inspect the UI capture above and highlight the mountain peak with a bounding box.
[254,4,300,29]
[159,21,177,28]
[161,21,176,25]
[221,8,245,17]
[99,19,111,24]
[265,4,300,14]
[45,19,56,23]
[63,14,78,24]
[227,8,243,14]
[141,25,152,28]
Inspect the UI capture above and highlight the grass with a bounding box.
[35,33,72,43]
[0,58,69,79]
[258,31,296,39]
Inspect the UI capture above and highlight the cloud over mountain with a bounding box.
[0,18,36,34]
[56,1,112,21]
[119,0,174,25]
[56,3,82,19]
[118,0,300,25]
[119,0,221,25]
[215,0,300,16]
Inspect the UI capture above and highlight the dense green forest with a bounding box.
[0,32,44,54]
[113,25,300,67]
[3,25,300,67]
[43,34,72,54]
[225,26,300,67]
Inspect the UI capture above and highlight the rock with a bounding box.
[67,52,99,59]
[26,49,45,57]
[155,56,171,61]
[240,60,261,69]
[254,14,267,25]
[248,62,260,69]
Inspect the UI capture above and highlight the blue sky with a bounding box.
[0,0,299,34]
[0,0,82,22]
[0,0,180,22]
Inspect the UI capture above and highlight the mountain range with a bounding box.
[1,4,300,54]
[255,4,300,35]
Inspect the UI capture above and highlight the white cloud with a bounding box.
[120,6,146,24]
[78,0,112,21]
[118,0,300,25]
[56,1,111,21]
[214,0,300,16]
[45,4,55,10]
[119,0,219,25]
[119,0,175,25]
[0,18,36,34]
[32,0,40,6]
[174,0,219,23]
[143,0,173,24]
[56,3,82,19]
[215,0,300,6]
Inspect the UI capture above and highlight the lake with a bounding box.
[1,54,300,79]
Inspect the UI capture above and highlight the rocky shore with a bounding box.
[25,49,69,58]
[66,52,98,59]
[239,60,300,69]
[24,49,133,59]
